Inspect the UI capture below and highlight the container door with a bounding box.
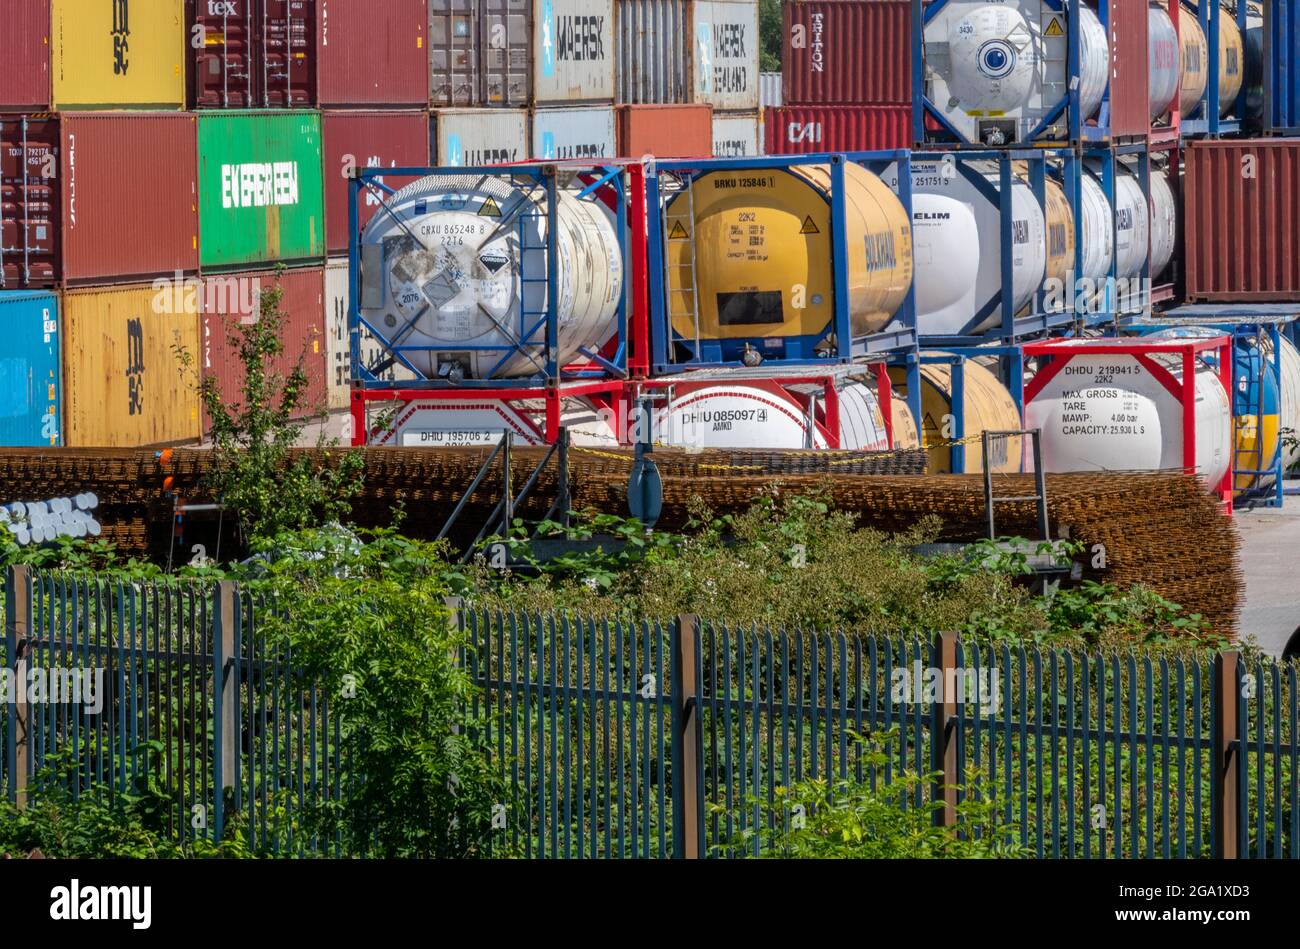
[0,118,60,288]
[261,0,317,107]
[430,0,478,105]
[482,0,531,105]
[192,0,257,108]
[0,294,61,447]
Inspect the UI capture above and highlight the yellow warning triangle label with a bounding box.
[668,220,690,240]
[800,215,820,235]
[922,413,940,446]
[1044,16,1064,37]
[478,196,502,217]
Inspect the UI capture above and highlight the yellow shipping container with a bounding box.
[62,285,201,447]
[52,0,186,110]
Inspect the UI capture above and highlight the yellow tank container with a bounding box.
[1213,9,1245,116]
[889,360,1023,474]
[1178,10,1210,117]
[53,0,186,110]
[664,163,913,347]
[889,394,921,450]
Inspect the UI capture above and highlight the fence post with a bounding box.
[1213,650,1241,859]
[672,614,702,859]
[5,565,31,809]
[932,631,959,827]
[212,580,239,841]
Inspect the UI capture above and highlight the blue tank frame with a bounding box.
[346,162,633,390]
[1263,0,1299,133]
[1181,0,1255,138]
[644,151,920,373]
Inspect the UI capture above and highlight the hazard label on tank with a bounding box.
[1044,16,1063,37]
[478,197,502,217]
[669,221,691,240]
[800,216,820,235]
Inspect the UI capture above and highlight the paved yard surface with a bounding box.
[1236,484,1300,656]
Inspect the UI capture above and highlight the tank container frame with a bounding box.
[645,151,920,374]
[1181,0,1255,138]
[1263,0,1299,134]
[1022,335,1236,512]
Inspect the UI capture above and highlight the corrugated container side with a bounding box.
[0,0,52,111]
[53,0,186,110]
[1,117,61,288]
[763,104,910,154]
[534,0,616,103]
[1185,139,1300,301]
[712,110,761,156]
[200,267,329,430]
[0,291,62,447]
[616,0,689,105]
[616,104,713,158]
[432,108,529,163]
[759,71,782,108]
[324,260,415,410]
[197,111,326,270]
[1265,0,1300,132]
[1106,0,1151,138]
[430,0,532,107]
[319,0,428,106]
[61,284,202,447]
[62,114,200,285]
[783,0,911,107]
[322,111,430,255]
[531,105,617,158]
[689,0,760,111]
[189,0,317,109]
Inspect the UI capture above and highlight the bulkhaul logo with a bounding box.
[50,880,151,930]
[810,12,825,72]
[221,162,301,209]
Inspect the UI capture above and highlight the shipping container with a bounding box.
[535,0,616,103]
[319,0,428,107]
[782,0,911,107]
[61,284,202,447]
[1184,138,1300,302]
[1,113,199,289]
[1,0,52,112]
[431,108,528,164]
[759,71,782,109]
[200,266,329,429]
[763,104,910,154]
[321,111,429,255]
[324,259,414,410]
[430,0,530,107]
[615,0,759,109]
[616,104,712,158]
[53,0,186,110]
[188,0,317,109]
[0,291,62,447]
[531,105,616,159]
[197,111,326,270]
[712,110,761,156]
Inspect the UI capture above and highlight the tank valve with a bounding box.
[741,345,763,369]
[438,362,467,385]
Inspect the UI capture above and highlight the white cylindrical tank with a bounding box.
[924,2,1109,144]
[1149,166,1178,280]
[1024,342,1233,487]
[655,383,829,450]
[359,173,623,380]
[1074,161,1150,310]
[836,382,892,452]
[1275,334,1300,469]
[1149,4,1181,119]
[882,158,1047,336]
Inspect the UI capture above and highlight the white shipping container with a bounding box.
[712,110,761,156]
[759,71,782,108]
[326,259,415,411]
[531,105,617,159]
[432,108,529,165]
[690,0,759,111]
[535,0,617,103]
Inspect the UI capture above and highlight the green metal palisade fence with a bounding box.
[2,566,1297,859]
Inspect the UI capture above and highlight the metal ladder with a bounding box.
[982,429,1050,541]
[511,206,551,373]
[662,175,703,360]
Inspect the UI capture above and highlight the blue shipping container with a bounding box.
[0,291,62,447]
[1265,0,1300,132]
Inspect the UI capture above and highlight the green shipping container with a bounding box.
[197,111,325,270]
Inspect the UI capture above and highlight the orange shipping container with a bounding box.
[62,284,202,447]
[616,104,713,158]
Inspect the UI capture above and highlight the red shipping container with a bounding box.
[763,105,910,154]
[1,113,199,289]
[1104,0,1151,140]
[783,0,911,107]
[616,105,713,158]
[322,111,430,254]
[318,0,428,107]
[1184,139,1300,302]
[0,0,51,112]
[200,266,329,430]
[189,0,317,109]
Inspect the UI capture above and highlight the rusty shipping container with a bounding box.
[616,104,713,158]
[1,0,52,111]
[189,0,317,108]
[763,104,910,154]
[319,0,429,107]
[1184,138,1300,302]
[1,113,199,289]
[322,111,430,255]
[1104,0,1151,139]
[782,0,911,107]
[200,266,329,431]
[61,284,202,448]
